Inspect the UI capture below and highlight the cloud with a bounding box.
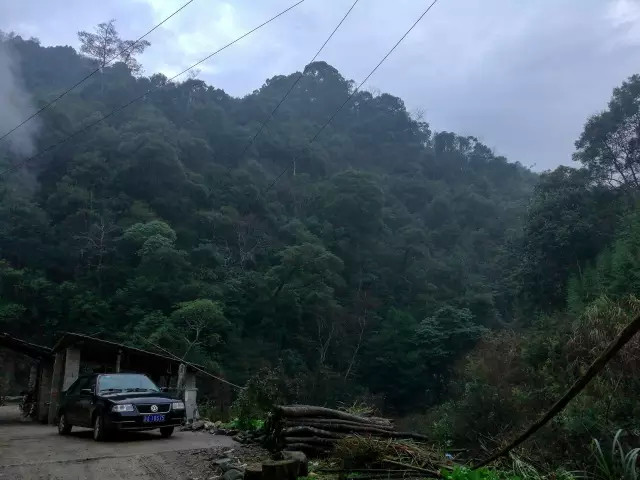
[0,38,39,157]
[2,0,640,170]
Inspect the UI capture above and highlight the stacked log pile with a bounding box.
[267,405,429,456]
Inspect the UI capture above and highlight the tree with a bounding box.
[170,299,229,360]
[0,33,542,414]
[574,74,640,194]
[77,19,150,73]
[519,166,620,311]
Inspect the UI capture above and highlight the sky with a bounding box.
[1,0,640,171]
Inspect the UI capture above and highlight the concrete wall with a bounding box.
[0,349,16,395]
[47,352,65,424]
[62,347,81,391]
[184,372,198,422]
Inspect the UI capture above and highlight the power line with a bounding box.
[0,0,197,144]
[237,0,361,161]
[0,0,305,177]
[264,0,440,194]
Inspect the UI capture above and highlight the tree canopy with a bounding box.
[0,32,536,411]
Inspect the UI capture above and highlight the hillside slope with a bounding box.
[0,34,536,410]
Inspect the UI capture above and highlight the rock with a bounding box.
[191,420,205,431]
[222,469,244,480]
[220,462,243,473]
[214,421,223,428]
[282,451,308,477]
[204,421,216,430]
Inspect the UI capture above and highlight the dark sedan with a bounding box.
[57,372,185,441]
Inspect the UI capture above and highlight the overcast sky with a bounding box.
[1,0,640,170]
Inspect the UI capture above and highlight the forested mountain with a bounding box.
[0,32,536,411]
[8,26,640,464]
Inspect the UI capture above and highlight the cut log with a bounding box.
[284,436,338,445]
[276,405,391,426]
[283,426,345,438]
[282,450,309,476]
[283,418,393,431]
[283,421,428,442]
[283,420,393,434]
[283,443,330,456]
[262,459,299,480]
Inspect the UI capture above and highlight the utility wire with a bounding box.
[0,0,305,177]
[0,0,197,144]
[264,0,440,194]
[237,0,361,161]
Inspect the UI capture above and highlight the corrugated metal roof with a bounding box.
[0,332,53,359]
[52,332,201,372]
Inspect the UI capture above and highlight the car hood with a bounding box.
[101,392,180,404]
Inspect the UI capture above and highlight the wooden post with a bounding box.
[115,349,122,373]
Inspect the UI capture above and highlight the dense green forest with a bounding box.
[2,27,640,464]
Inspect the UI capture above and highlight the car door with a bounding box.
[74,377,95,428]
[62,378,83,424]
[66,376,90,425]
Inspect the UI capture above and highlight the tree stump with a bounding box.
[245,463,263,480]
[262,459,299,480]
[282,451,308,476]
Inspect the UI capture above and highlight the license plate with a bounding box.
[143,414,165,423]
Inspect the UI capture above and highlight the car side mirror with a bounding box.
[80,388,93,396]
[160,387,169,392]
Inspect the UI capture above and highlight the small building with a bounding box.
[1,332,203,425]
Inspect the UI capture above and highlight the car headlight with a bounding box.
[112,404,134,412]
[172,401,185,410]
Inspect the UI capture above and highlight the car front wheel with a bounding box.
[160,426,174,438]
[93,413,107,441]
[58,413,72,435]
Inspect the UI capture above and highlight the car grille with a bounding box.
[136,403,171,414]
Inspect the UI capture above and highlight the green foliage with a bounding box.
[574,74,640,194]
[220,417,264,432]
[0,32,537,411]
[592,430,640,480]
[230,366,296,429]
[442,467,514,480]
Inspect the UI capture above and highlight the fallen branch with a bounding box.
[283,421,426,441]
[284,421,393,435]
[473,312,640,469]
[382,459,440,477]
[318,468,423,473]
[283,418,393,431]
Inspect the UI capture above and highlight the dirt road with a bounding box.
[0,405,237,479]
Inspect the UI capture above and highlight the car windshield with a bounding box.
[97,374,160,393]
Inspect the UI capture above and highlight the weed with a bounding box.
[592,430,640,480]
